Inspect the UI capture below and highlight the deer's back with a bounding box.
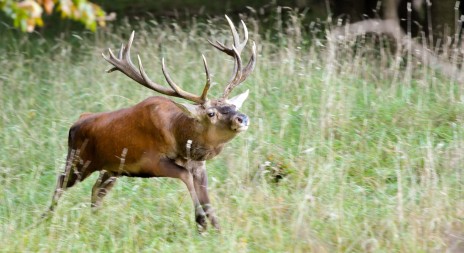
[68,96,181,175]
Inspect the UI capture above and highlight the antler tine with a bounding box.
[222,46,243,98]
[118,43,124,58]
[239,20,249,51]
[207,39,234,56]
[161,58,206,104]
[238,41,257,83]
[136,55,164,93]
[225,15,241,51]
[200,54,211,101]
[123,31,135,65]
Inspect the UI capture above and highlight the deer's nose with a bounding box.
[234,113,248,126]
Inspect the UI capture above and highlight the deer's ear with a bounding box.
[228,89,249,110]
[174,102,202,120]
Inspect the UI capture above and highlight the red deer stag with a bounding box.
[46,15,256,231]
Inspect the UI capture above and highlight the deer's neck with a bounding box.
[173,114,225,161]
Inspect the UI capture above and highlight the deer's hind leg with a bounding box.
[91,170,118,210]
[47,148,93,213]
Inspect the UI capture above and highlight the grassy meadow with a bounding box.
[0,13,463,252]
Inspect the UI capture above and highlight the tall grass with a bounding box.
[0,12,463,252]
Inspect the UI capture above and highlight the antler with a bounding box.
[208,15,257,99]
[102,31,211,104]
[103,16,255,103]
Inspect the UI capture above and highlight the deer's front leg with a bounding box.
[192,162,220,230]
[157,158,207,231]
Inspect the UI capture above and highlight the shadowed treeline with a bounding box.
[94,0,463,36]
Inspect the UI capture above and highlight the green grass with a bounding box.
[1,14,463,252]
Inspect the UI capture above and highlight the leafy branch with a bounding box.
[0,0,109,32]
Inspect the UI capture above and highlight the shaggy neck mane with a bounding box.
[172,112,226,161]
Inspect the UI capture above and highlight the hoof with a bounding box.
[196,213,207,232]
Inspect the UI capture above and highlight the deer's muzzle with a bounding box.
[231,113,249,132]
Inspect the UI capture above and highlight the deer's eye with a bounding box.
[207,112,215,117]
